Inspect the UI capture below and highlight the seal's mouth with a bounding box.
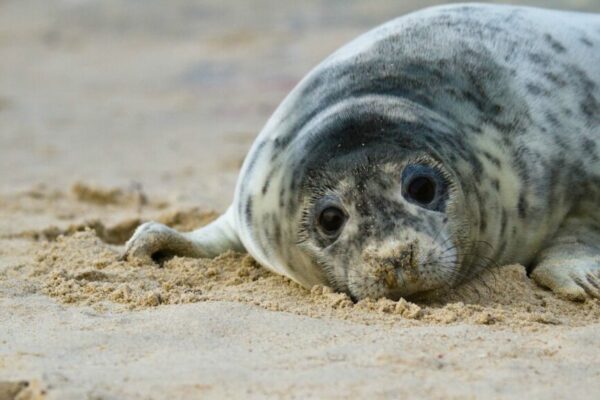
[341,231,463,301]
[362,241,421,290]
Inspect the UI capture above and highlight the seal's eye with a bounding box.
[402,164,448,211]
[406,176,436,205]
[318,206,346,236]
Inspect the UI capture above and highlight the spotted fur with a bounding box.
[124,4,600,301]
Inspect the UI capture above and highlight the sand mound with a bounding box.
[13,204,219,245]
[8,184,599,327]
[30,226,600,327]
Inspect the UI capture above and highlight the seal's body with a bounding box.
[125,4,600,301]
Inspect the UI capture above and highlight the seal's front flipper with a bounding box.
[531,216,600,301]
[122,207,244,264]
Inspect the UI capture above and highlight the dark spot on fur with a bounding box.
[273,222,283,248]
[544,33,566,54]
[582,137,599,161]
[491,178,500,191]
[279,187,286,208]
[528,52,551,67]
[261,170,275,195]
[500,208,508,237]
[245,196,253,222]
[526,83,548,96]
[491,104,503,115]
[482,151,502,168]
[543,72,567,88]
[518,193,527,219]
[545,112,561,127]
[580,37,593,47]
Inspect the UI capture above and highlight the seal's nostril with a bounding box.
[384,269,397,288]
[400,251,412,267]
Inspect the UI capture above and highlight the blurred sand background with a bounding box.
[1,1,600,399]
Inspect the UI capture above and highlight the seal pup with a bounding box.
[124,4,600,301]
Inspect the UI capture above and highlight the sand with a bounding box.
[2,1,600,399]
[25,194,600,326]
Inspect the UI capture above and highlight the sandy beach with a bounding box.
[1,1,600,399]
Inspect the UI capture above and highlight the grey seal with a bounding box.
[123,4,600,301]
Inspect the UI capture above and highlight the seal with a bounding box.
[123,4,600,301]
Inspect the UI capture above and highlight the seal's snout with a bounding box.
[362,240,420,289]
[390,243,417,271]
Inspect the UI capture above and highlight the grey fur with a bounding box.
[124,4,600,301]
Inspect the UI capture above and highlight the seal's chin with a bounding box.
[346,276,440,302]
[347,276,453,302]
[383,290,431,302]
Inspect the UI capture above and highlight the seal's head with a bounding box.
[236,96,484,301]
[293,108,475,301]
[299,154,464,300]
[234,14,516,300]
